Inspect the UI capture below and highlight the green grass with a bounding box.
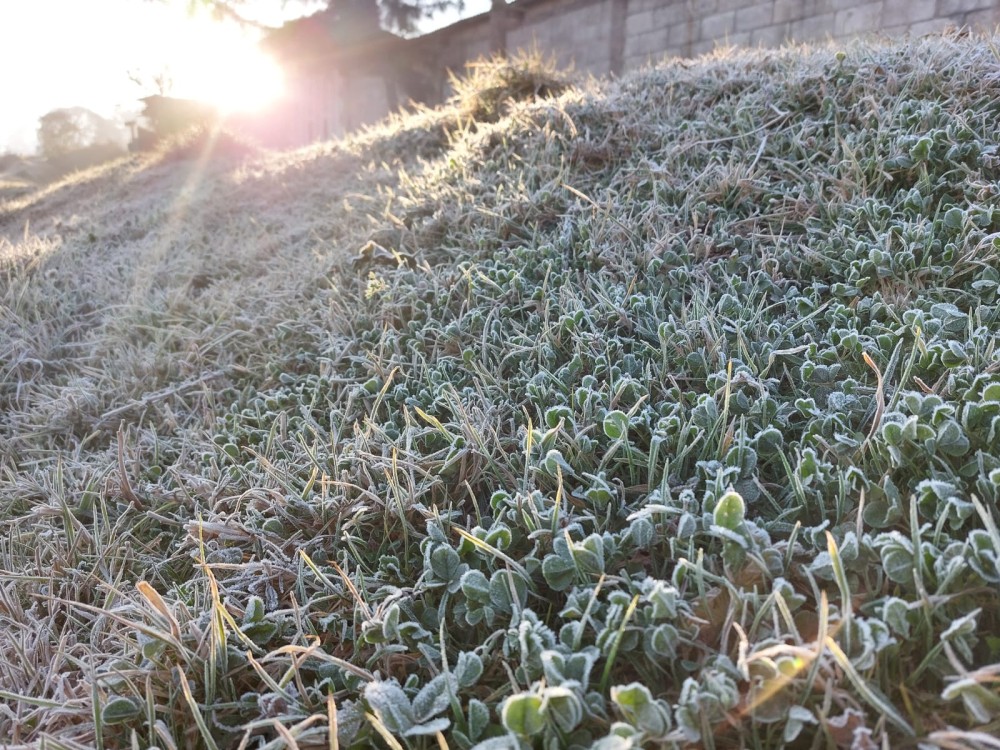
[2,36,1000,749]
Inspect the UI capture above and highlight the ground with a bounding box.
[1,37,1000,750]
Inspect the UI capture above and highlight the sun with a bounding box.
[182,46,285,115]
[162,9,286,115]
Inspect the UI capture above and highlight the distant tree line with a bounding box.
[33,107,128,180]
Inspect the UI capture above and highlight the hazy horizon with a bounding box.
[0,0,489,157]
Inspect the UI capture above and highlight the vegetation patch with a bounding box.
[2,37,1000,749]
[449,50,576,123]
[153,124,264,165]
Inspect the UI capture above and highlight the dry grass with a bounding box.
[0,178,36,203]
[152,125,263,164]
[1,121,390,747]
[448,48,577,122]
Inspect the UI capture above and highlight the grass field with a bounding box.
[3,34,1000,749]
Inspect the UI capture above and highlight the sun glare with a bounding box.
[154,8,286,115]
[181,47,285,115]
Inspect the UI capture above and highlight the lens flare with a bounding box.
[152,8,286,115]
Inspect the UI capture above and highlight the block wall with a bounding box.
[507,0,616,75]
[618,0,1000,70]
[283,0,1000,147]
[430,0,1000,81]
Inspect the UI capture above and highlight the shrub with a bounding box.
[448,48,575,123]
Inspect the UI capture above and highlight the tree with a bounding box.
[37,108,125,160]
[127,65,174,97]
[36,110,86,159]
[35,108,127,177]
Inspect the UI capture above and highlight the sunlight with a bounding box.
[0,1,303,153]
[162,10,285,114]
[179,47,285,115]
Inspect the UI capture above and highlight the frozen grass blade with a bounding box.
[825,531,853,655]
[454,526,530,581]
[176,666,221,750]
[328,694,339,750]
[365,712,406,750]
[825,637,915,737]
[599,594,639,694]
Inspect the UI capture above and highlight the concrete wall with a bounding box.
[423,0,1000,82]
[261,68,388,146]
[507,0,617,75]
[268,0,1000,146]
[619,0,1000,66]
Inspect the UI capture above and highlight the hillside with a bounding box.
[2,36,1000,749]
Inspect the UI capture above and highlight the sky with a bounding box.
[0,0,489,155]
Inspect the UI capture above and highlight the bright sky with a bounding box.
[0,0,487,155]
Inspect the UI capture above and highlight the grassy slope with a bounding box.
[2,35,1000,749]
